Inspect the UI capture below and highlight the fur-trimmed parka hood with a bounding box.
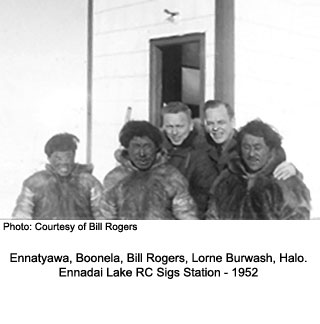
[113,147,168,171]
[228,147,286,177]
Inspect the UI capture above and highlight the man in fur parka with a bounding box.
[202,99,298,179]
[12,133,105,220]
[206,119,311,220]
[102,121,198,220]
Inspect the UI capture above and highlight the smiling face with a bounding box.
[204,106,235,145]
[128,136,157,170]
[163,112,193,146]
[48,150,75,177]
[241,134,271,172]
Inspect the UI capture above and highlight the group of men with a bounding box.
[12,100,311,220]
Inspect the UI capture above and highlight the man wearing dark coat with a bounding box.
[161,101,218,217]
[103,121,198,220]
[206,119,311,220]
[12,133,105,220]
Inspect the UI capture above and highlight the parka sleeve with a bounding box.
[252,176,311,220]
[170,170,198,220]
[78,172,109,220]
[88,177,109,220]
[12,186,34,220]
[278,177,311,220]
[101,167,127,220]
[101,188,119,220]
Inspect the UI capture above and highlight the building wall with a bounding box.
[92,0,215,180]
[0,1,87,218]
[93,0,319,217]
[235,0,320,217]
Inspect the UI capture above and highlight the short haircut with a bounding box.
[162,101,192,119]
[119,121,163,149]
[44,133,79,157]
[203,100,234,119]
[238,119,282,150]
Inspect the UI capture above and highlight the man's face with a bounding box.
[128,136,157,170]
[48,150,75,177]
[163,112,193,146]
[241,134,270,172]
[204,106,234,144]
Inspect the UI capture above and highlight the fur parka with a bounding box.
[102,149,198,220]
[206,149,311,220]
[12,164,105,220]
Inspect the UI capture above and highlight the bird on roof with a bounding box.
[164,8,180,18]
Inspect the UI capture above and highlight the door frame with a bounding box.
[149,33,206,127]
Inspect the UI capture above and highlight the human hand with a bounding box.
[273,161,296,180]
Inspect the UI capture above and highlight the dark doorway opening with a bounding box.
[150,33,205,126]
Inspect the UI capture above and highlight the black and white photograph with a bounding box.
[1,1,320,323]
[1,0,319,220]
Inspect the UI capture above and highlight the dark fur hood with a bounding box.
[228,147,286,178]
[113,147,168,171]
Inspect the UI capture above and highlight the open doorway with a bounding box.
[150,33,205,126]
